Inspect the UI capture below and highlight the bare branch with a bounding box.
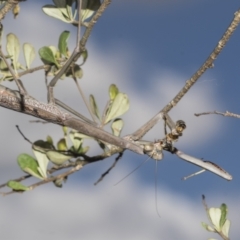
[2,162,84,196]
[0,84,144,155]
[131,9,240,140]
[94,152,123,185]
[195,110,240,119]
[80,0,111,49]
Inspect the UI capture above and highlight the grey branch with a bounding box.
[0,84,143,155]
[195,110,240,119]
[130,9,240,141]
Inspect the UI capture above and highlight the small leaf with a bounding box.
[79,145,89,154]
[32,149,49,179]
[17,154,43,180]
[62,126,68,135]
[39,46,59,66]
[58,31,70,57]
[6,33,20,70]
[32,140,54,179]
[81,0,101,22]
[65,64,83,79]
[7,180,29,191]
[69,131,83,152]
[71,132,92,139]
[46,135,54,145]
[0,59,8,71]
[33,140,54,150]
[104,93,130,124]
[46,150,73,165]
[201,222,215,232]
[23,43,35,69]
[221,219,230,237]
[81,50,88,65]
[57,138,68,151]
[209,207,221,231]
[53,0,66,8]
[66,0,75,20]
[89,94,100,120]
[109,84,119,100]
[42,5,72,23]
[219,203,227,228]
[111,118,124,137]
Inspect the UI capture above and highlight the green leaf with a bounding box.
[46,151,73,165]
[69,131,83,152]
[111,118,124,137]
[0,59,8,71]
[57,138,68,151]
[17,154,43,180]
[58,31,70,57]
[42,5,72,23]
[39,46,59,66]
[208,207,221,231]
[104,93,130,124]
[81,0,101,22]
[23,43,35,69]
[109,84,119,100]
[201,222,215,232]
[33,140,54,150]
[7,180,29,191]
[70,132,92,139]
[73,65,83,78]
[219,203,227,228]
[32,149,49,179]
[221,219,230,237]
[53,0,66,8]
[79,145,89,154]
[6,33,20,70]
[62,126,68,135]
[66,0,76,20]
[89,94,100,120]
[32,140,55,179]
[81,50,88,65]
[65,64,83,79]
[46,135,54,145]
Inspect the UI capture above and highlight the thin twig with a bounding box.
[73,77,97,123]
[18,65,48,77]
[0,174,31,189]
[16,125,32,144]
[0,85,143,154]
[94,152,123,185]
[131,9,240,141]
[2,163,84,196]
[80,0,111,50]
[0,47,27,95]
[195,110,240,119]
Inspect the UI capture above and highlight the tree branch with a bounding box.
[130,9,240,141]
[195,110,240,119]
[0,84,143,154]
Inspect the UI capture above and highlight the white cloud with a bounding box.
[0,168,238,240]
[0,4,235,240]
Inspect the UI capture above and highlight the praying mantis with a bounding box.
[56,98,232,181]
[0,0,235,191]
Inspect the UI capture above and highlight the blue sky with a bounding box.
[0,1,240,239]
